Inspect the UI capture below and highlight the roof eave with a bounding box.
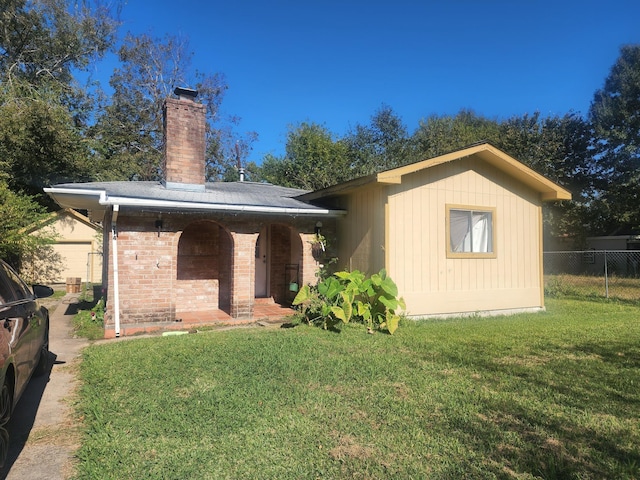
[296,174,378,201]
[541,190,572,202]
[44,187,346,217]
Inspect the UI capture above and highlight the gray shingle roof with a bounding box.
[49,180,332,212]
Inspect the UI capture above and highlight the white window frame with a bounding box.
[446,205,497,258]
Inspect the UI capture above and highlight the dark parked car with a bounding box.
[0,260,53,427]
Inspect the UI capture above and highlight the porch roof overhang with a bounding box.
[44,181,346,223]
[298,143,572,202]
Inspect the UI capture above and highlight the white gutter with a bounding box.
[43,187,346,216]
[44,187,105,197]
[104,195,345,215]
[111,205,121,338]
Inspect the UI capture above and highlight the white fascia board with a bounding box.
[103,195,345,216]
[44,187,103,195]
[44,187,107,200]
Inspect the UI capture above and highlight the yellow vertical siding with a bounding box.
[384,156,544,316]
[29,211,103,283]
[336,185,386,274]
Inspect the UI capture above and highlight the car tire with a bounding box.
[34,329,50,377]
[0,427,8,468]
[0,379,12,427]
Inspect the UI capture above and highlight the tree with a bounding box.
[206,125,259,182]
[262,108,413,190]
[0,90,93,202]
[498,112,593,243]
[0,181,51,265]
[498,112,591,189]
[412,109,502,158]
[91,32,255,182]
[0,0,118,92]
[0,0,120,204]
[344,105,414,176]
[589,44,640,234]
[260,123,350,190]
[91,33,223,180]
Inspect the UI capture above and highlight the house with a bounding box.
[22,208,102,284]
[581,234,640,277]
[45,88,571,337]
[586,235,640,252]
[299,143,571,318]
[45,88,343,338]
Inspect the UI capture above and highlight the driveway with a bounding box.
[0,293,89,480]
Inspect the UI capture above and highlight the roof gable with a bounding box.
[24,208,101,234]
[300,143,572,202]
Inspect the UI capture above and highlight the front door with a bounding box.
[255,228,269,298]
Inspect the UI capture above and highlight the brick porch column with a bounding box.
[300,232,321,286]
[230,232,258,318]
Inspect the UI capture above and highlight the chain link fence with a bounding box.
[543,250,640,302]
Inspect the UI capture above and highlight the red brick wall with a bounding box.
[163,97,205,188]
[103,211,333,334]
[175,220,232,314]
[106,214,178,325]
[177,221,221,280]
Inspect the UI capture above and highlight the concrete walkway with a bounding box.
[1,293,88,480]
[0,293,292,479]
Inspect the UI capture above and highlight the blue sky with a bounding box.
[102,0,640,162]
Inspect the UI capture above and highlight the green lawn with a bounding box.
[74,298,640,479]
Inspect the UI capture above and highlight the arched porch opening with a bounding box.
[255,224,303,305]
[176,220,233,314]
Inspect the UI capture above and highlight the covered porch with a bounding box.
[103,298,296,338]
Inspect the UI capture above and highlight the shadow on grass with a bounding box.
[435,340,640,478]
[63,285,102,316]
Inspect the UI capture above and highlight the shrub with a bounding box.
[292,269,405,334]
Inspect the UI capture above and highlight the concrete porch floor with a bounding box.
[103,298,297,338]
[178,298,296,325]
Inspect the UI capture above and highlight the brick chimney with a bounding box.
[162,87,206,191]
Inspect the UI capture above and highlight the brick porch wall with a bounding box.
[106,214,178,325]
[175,220,232,314]
[103,212,333,335]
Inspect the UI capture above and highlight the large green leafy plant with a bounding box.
[292,269,406,334]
